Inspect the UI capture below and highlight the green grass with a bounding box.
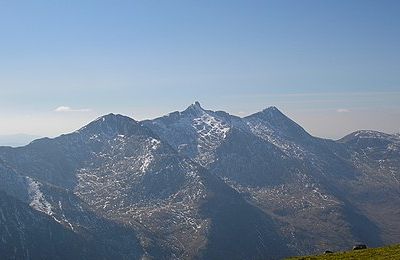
[285,244,400,260]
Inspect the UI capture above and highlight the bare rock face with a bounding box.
[1,104,399,259]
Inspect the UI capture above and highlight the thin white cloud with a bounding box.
[336,108,350,113]
[54,106,91,112]
[231,91,400,98]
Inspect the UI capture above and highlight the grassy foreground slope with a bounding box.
[286,244,400,260]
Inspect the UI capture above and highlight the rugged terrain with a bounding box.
[0,103,399,259]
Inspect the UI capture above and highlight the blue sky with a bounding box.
[0,1,399,139]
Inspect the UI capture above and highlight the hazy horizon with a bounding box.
[0,100,399,146]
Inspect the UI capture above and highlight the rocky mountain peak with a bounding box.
[182,101,206,116]
[193,101,202,108]
[262,105,280,113]
[259,106,288,119]
[78,113,141,138]
[245,106,311,140]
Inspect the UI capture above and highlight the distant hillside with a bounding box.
[286,244,400,259]
[0,134,40,147]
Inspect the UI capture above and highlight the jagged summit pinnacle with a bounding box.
[189,101,203,110]
[193,101,201,107]
[183,101,206,116]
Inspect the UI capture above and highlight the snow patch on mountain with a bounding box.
[26,177,53,216]
[143,103,232,167]
[139,138,161,173]
[192,112,230,166]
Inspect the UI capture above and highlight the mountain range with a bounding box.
[0,102,399,259]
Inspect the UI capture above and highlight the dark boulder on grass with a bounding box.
[353,244,367,250]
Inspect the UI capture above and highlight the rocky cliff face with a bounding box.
[1,104,399,259]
